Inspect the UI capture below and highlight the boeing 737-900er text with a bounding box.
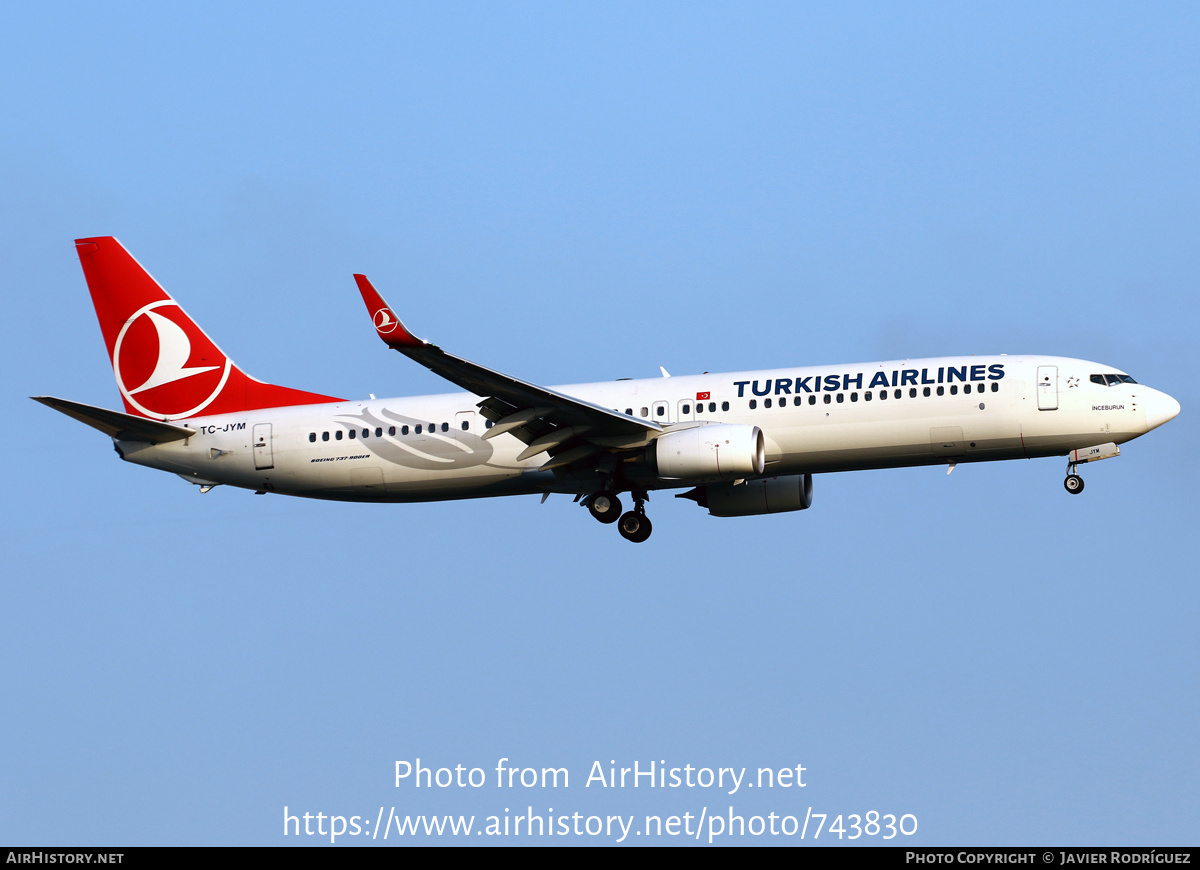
[35,237,1181,542]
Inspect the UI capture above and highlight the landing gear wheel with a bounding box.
[617,511,652,543]
[587,491,622,523]
[1064,474,1085,495]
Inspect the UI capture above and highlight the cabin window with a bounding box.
[910,388,917,398]
[937,386,944,396]
[749,400,757,409]
[682,403,692,414]
[442,422,449,432]
[625,408,633,415]
[851,392,858,402]
[461,420,469,430]
[865,391,872,401]
[376,427,383,437]
[641,407,649,417]
[991,382,999,392]
[896,389,903,399]
[388,426,396,436]
[721,402,729,411]
[824,394,831,404]
[950,385,958,395]
[362,429,369,438]
[879,390,887,401]
[335,430,343,440]
[415,424,422,434]
[308,432,316,442]
[809,395,816,405]
[764,399,771,408]
[923,387,931,397]
[322,432,329,441]
[401,425,409,435]
[962,384,970,394]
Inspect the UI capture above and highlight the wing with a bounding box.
[354,275,662,471]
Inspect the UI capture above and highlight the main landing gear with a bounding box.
[585,488,652,542]
[1064,459,1085,495]
[618,505,652,543]
[587,490,622,523]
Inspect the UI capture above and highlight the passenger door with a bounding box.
[253,423,274,470]
[1037,365,1058,411]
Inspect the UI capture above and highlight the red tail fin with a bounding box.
[76,237,342,420]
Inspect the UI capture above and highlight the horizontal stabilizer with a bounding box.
[32,396,194,443]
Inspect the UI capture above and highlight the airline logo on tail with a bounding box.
[76,236,343,420]
[114,300,232,418]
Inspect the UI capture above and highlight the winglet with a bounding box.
[354,274,426,349]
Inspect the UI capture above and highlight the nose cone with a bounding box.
[1144,389,1181,431]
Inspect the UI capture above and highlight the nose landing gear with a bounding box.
[1064,458,1085,495]
[1061,442,1121,494]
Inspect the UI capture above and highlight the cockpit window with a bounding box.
[1105,374,1122,386]
[1092,373,1138,386]
[1090,375,1106,385]
[1118,375,1137,384]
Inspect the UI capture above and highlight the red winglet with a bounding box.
[353,274,425,349]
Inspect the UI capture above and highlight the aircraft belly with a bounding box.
[293,468,538,503]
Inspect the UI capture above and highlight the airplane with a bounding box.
[35,237,1181,542]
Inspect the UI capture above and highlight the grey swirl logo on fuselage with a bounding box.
[336,408,495,471]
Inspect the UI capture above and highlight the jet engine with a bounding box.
[653,424,765,480]
[678,473,813,517]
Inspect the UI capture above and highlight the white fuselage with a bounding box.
[116,355,1173,501]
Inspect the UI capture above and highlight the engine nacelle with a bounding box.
[681,473,814,517]
[654,424,765,480]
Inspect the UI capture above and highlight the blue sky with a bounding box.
[2,2,1196,845]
